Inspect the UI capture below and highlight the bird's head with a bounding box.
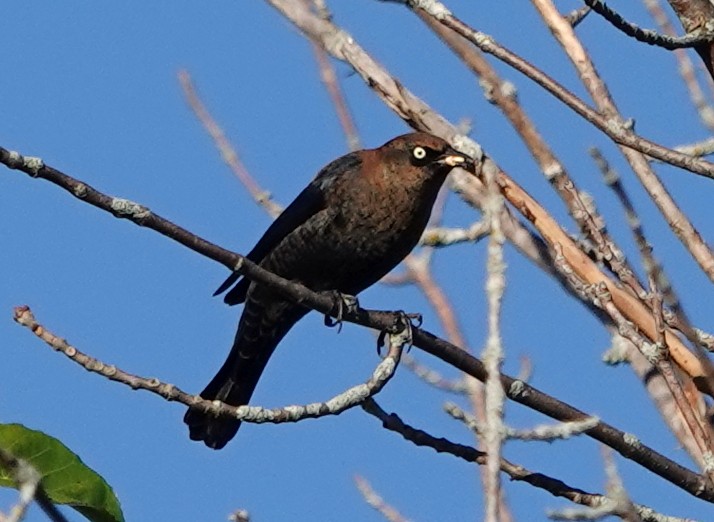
[377,132,474,178]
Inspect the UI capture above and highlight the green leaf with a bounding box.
[0,423,124,522]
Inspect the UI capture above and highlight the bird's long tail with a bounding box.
[184,297,307,449]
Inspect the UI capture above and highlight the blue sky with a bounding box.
[2,1,714,521]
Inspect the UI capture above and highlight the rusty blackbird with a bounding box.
[184,132,470,449]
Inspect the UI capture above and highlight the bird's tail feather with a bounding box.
[184,300,307,449]
[183,348,272,449]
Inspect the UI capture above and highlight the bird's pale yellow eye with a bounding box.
[413,146,427,160]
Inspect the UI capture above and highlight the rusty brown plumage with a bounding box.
[184,132,471,449]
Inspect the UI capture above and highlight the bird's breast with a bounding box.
[260,174,442,296]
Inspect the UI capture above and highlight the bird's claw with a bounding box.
[323,291,359,333]
[377,311,422,356]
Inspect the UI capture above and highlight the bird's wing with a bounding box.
[215,152,363,305]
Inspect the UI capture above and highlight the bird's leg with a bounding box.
[377,311,422,355]
[322,290,360,333]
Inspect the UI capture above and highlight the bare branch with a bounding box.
[445,402,600,441]
[585,0,714,49]
[390,0,714,179]
[482,166,507,522]
[416,8,646,298]
[399,0,714,285]
[363,400,696,521]
[643,0,714,132]
[178,70,283,218]
[2,116,711,505]
[564,6,591,28]
[301,0,362,151]
[354,476,411,522]
[401,354,468,394]
[13,306,408,426]
[530,0,714,284]
[419,221,489,247]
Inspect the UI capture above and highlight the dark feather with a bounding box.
[187,135,468,449]
[215,153,362,305]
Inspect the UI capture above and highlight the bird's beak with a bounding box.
[437,150,473,171]
[440,154,465,167]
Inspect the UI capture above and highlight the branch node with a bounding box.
[72,183,88,198]
[640,341,665,364]
[5,150,22,168]
[543,162,563,180]
[622,433,641,448]
[23,156,44,176]
[4,151,45,176]
[451,134,483,163]
[110,198,151,220]
[605,118,627,138]
[702,451,714,473]
[408,0,451,19]
[508,379,526,397]
[322,28,352,59]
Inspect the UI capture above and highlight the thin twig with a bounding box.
[585,0,714,49]
[590,147,714,353]
[178,70,283,218]
[401,354,467,394]
[13,306,408,427]
[354,476,411,522]
[481,162,507,522]
[602,435,646,521]
[564,5,591,28]
[643,0,714,132]
[591,147,713,459]
[417,8,646,299]
[445,402,600,441]
[301,0,362,150]
[363,399,696,522]
[403,0,714,284]
[550,448,642,521]
[674,137,714,158]
[531,0,714,290]
[592,283,714,480]
[389,0,714,179]
[419,220,490,247]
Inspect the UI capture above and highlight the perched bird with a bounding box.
[184,132,471,449]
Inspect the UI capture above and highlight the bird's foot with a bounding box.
[377,311,422,355]
[322,291,360,333]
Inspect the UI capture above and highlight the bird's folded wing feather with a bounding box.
[214,152,363,305]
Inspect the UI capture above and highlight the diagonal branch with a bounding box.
[362,399,697,522]
[664,0,714,79]
[398,0,714,287]
[1,148,711,500]
[263,0,710,390]
[530,0,714,284]
[178,70,283,218]
[415,8,647,300]
[379,0,714,179]
[584,0,714,49]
